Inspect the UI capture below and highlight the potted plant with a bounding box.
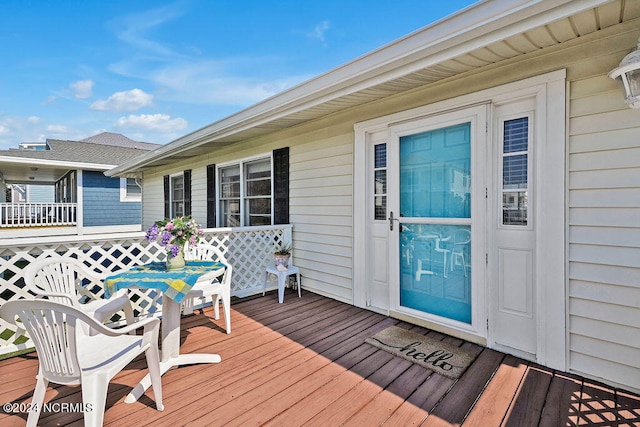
[273,241,292,270]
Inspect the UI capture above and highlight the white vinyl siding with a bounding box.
[568,66,640,391]
[290,136,354,303]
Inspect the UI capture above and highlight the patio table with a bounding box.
[105,260,227,403]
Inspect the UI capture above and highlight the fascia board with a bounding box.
[0,156,115,171]
[108,0,610,176]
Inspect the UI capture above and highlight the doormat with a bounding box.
[365,326,478,379]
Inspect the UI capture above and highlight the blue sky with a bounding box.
[0,0,478,149]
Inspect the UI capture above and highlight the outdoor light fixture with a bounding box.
[609,37,640,109]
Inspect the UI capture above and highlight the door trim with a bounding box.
[354,70,566,371]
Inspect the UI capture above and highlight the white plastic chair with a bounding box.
[414,235,451,281]
[450,228,471,277]
[0,299,164,427]
[24,256,134,326]
[183,243,232,334]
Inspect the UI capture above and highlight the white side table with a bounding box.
[263,265,301,303]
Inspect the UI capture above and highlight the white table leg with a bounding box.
[125,296,221,404]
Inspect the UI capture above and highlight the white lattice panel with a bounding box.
[0,225,292,356]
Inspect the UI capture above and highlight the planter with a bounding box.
[274,253,291,269]
[166,248,186,270]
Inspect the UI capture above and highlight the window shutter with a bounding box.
[183,169,192,216]
[206,164,216,228]
[163,175,170,218]
[273,147,289,224]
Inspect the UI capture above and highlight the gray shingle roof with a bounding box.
[81,132,161,151]
[0,133,161,166]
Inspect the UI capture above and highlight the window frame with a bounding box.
[120,177,142,202]
[169,173,185,218]
[216,153,273,227]
[498,110,534,229]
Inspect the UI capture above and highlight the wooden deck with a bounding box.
[1,290,639,426]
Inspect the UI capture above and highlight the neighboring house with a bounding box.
[107,0,640,393]
[0,132,161,237]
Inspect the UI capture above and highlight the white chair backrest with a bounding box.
[24,256,102,308]
[184,243,228,264]
[453,229,471,245]
[0,300,96,384]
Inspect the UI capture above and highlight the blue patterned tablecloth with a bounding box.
[104,261,226,303]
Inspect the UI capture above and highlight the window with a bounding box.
[218,157,272,227]
[373,143,387,220]
[171,174,185,217]
[120,178,141,202]
[501,116,529,226]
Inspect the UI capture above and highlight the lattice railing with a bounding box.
[0,224,292,356]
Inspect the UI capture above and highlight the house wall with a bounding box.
[140,20,640,390]
[83,170,141,227]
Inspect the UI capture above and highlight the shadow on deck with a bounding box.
[1,290,639,426]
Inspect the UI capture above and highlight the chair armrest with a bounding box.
[83,315,160,337]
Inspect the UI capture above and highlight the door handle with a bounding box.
[388,211,399,231]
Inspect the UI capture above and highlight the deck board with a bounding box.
[1,289,639,427]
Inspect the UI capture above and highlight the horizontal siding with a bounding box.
[290,134,354,303]
[82,171,141,226]
[568,32,640,392]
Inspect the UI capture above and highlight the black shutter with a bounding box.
[206,164,216,228]
[273,147,289,224]
[183,169,192,216]
[163,175,170,218]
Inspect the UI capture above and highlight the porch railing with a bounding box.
[0,224,292,356]
[0,203,77,227]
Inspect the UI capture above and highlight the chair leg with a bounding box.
[262,271,268,296]
[26,375,47,427]
[81,375,109,427]
[221,293,231,334]
[213,295,220,320]
[123,301,135,326]
[145,347,164,411]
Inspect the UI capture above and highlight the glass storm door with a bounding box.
[388,106,485,326]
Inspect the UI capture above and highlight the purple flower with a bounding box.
[145,223,159,242]
[160,231,172,246]
[168,244,180,258]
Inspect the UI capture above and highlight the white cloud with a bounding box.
[69,79,94,99]
[41,95,57,105]
[308,21,330,43]
[90,88,154,112]
[27,116,41,124]
[148,61,307,106]
[46,125,69,133]
[114,113,187,133]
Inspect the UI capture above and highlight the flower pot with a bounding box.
[166,248,186,270]
[274,253,290,269]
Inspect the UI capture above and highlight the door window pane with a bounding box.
[398,122,472,324]
[400,224,472,324]
[501,117,529,226]
[399,123,471,218]
[374,143,387,220]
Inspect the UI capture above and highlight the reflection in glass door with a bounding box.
[399,123,472,324]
